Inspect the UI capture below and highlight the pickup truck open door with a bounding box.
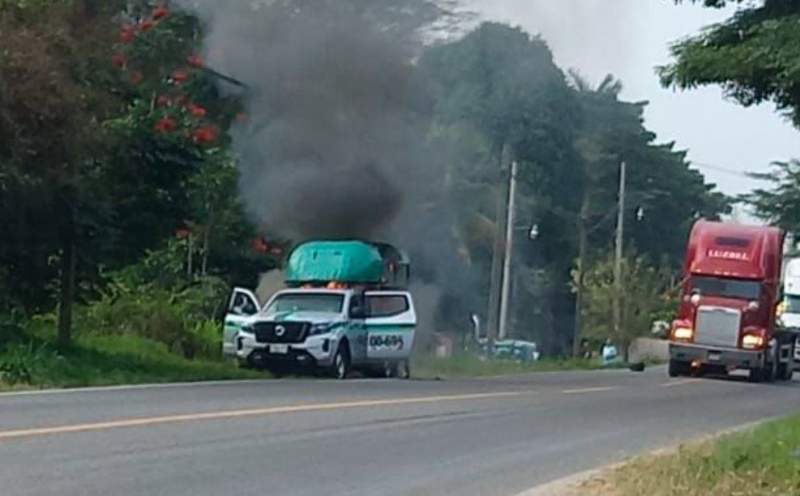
[223,288,261,358]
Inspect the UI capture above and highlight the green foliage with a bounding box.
[742,160,800,237]
[607,414,800,496]
[576,250,672,356]
[663,2,800,126]
[0,341,51,386]
[0,334,260,390]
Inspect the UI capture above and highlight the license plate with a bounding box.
[708,351,721,362]
[270,344,289,355]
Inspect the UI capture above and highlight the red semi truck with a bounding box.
[669,220,797,382]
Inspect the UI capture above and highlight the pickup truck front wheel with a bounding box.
[668,359,689,378]
[331,344,351,380]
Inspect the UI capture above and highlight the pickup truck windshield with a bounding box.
[691,276,760,300]
[264,294,344,315]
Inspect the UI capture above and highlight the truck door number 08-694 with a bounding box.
[368,335,404,350]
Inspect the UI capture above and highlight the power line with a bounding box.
[690,161,768,180]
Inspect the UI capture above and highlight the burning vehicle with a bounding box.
[223,240,416,379]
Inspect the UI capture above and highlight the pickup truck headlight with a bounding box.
[240,324,255,335]
[308,324,332,336]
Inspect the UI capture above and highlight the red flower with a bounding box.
[188,104,207,119]
[187,54,204,68]
[156,95,172,107]
[129,71,144,85]
[139,19,155,32]
[111,53,128,69]
[171,69,190,85]
[251,238,269,254]
[192,125,219,144]
[154,116,178,134]
[152,5,170,20]
[119,25,136,44]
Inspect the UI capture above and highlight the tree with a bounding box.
[576,250,671,362]
[420,23,581,346]
[742,160,800,236]
[663,1,800,126]
[0,1,124,346]
[567,73,729,355]
[0,0,258,345]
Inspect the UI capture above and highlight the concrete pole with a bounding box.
[613,161,627,338]
[498,160,519,341]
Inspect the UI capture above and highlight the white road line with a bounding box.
[661,379,702,388]
[562,386,620,394]
[0,391,523,441]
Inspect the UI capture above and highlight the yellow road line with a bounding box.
[562,386,619,395]
[0,391,521,441]
[661,379,702,388]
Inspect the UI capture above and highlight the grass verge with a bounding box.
[411,354,633,379]
[0,335,263,391]
[578,415,800,496]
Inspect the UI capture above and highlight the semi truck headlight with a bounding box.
[673,327,694,340]
[742,334,765,349]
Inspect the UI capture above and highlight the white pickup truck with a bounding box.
[223,286,416,379]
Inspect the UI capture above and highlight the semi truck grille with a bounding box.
[695,306,741,348]
[253,322,308,344]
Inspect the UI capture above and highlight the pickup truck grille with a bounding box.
[695,306,741,348]
[253,322,308,344]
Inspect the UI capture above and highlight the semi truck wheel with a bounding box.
[668,359,688,378]
[778,362,794,381]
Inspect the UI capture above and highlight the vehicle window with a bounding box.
[231,293,257,316]
[367,295,409,318]
[264,294,344,315]
[691,276,760,300]
[785,295,800,313]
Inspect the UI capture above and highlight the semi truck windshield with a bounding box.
[265,294,344,314]
[691,276,760,300]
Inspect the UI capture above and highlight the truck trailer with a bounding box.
[669,220,796,382]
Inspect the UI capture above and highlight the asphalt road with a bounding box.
[2,367,799,496]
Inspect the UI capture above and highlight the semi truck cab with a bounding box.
[669,221,795,382]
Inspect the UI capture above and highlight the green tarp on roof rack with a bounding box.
[285,241,385,284]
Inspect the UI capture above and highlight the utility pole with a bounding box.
[498,160,519,341]
[612,161,627,339]
[486,144,511,346]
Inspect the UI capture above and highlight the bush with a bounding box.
[75,275,229,361]
[0,341,51,386]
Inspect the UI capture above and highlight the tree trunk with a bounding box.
[57,213,77,349]
[201,225,210,277]
[187,232,194,278]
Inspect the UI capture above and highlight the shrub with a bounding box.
[0,341,51,386]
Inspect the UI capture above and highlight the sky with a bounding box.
[466,0,800,198]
